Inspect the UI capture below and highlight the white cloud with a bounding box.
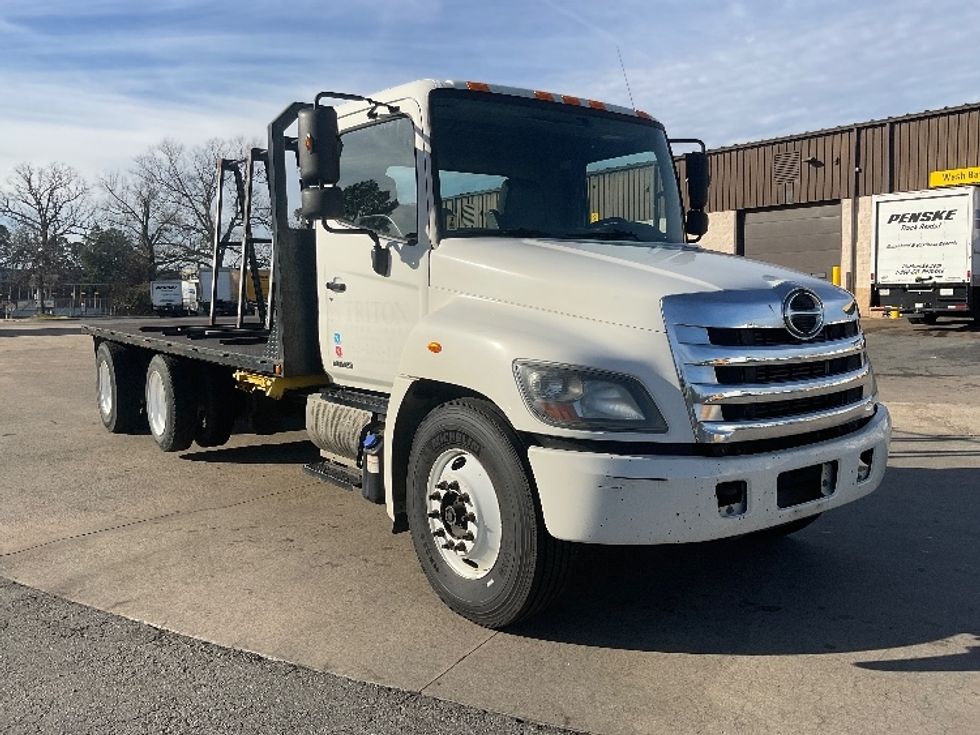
[1,0,978,186]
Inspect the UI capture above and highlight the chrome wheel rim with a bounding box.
[426,449,502,580]
[97,360,112,418]
[146,370,167,437]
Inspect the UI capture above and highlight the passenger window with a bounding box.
[337,117,418,240]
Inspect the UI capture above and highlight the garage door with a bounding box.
[741,202,841,280]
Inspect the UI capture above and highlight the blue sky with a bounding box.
[2,0,979,180]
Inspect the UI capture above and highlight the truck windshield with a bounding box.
[430,88,685,245]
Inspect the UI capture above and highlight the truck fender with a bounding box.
[381,294,681,522]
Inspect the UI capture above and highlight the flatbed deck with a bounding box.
[82,317,278,374]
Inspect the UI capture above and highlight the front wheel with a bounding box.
[407,398,573,628]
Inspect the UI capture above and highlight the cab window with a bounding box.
[338,117,418,241]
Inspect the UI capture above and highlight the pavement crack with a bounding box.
[0,484,317,558]
[417,630,499,694]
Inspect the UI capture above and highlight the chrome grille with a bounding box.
[663,285,876,444]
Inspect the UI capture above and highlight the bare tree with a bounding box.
[135,138,252,268]
[0,163,90,309]
[99,169,181,280]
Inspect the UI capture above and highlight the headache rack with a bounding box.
[663,286,876,444]
[191,103,323,376]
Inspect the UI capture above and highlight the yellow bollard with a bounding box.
[890,309,900,319]
[831,265,842,287]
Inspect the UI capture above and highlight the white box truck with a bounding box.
[83,80,890,627]
[872,185,980,323]
[197,267,236,316]
[149,279,197,317]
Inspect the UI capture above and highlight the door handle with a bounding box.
[326,279,347,293]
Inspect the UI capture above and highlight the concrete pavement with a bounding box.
[1,319,978,734]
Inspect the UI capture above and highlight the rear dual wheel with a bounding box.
[145,354,197,452]
[95,341,144,433]
[407,398,573,628]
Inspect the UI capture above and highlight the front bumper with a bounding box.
[528,405,891,544]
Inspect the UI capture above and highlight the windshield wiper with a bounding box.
[563,229,642,242]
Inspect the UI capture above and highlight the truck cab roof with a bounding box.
[331,79,661,127]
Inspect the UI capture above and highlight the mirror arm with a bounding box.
[320,220,391,277]
[321,218,381,249]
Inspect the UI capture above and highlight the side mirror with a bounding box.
[297,105,340,185]
[298,104,343,220]
[301,186,344,220]
[685,209,709,237]
[684,151,709,211]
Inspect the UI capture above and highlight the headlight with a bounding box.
[514,360,667,432]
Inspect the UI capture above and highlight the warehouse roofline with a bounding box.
[708,100,980,154]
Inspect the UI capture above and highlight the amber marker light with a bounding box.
[466,81,491,92]
[427,341,443,354]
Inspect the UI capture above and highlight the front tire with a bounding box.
[145,354,196,452]
[407,398,572,628]
[95,341,144,434]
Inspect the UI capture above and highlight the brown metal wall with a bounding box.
[684,103,980,212]
[587,164,661,221]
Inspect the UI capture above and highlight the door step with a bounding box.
[303,459,361,490]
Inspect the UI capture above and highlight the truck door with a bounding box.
[316,103,429,391]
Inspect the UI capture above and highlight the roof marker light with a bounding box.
[561,95,581,106]
[466,81,491,92]
[533,90,556,101]
[587,100,605,110]
[635,110,652,119]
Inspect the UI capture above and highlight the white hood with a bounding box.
[431,237,834,332]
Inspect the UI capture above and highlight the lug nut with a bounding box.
[454,542,467,552]
[461,532,474,541]
[432,528,446,538]
[465,512,476,523]
[435,481,449,491]
[427,511,441,519]
[447,481,460,491]
[428,492,442,501]
[460,492,471,504]
[442,542,455,550]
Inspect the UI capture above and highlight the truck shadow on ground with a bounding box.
[180,439,320,464]
[0,327,84,338]
[512,466,980,672]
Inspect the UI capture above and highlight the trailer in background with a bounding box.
[872,186,980,323]
[197,268,235,316]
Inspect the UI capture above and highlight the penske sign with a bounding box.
[929,166,980,188]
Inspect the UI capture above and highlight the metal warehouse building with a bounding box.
[686,101,980,311]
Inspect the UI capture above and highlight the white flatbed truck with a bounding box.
[84,80,891,627]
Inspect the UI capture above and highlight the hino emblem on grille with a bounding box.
[782,288,824,340]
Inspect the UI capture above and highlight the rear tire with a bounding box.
[145,354,196,452]
[195,367,236,447]
[407,398,573,628]
[95,341,144,434]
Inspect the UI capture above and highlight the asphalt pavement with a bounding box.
[0,576,567,735]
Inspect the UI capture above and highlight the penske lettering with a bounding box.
[886,209,957,224]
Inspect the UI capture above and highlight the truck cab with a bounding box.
[87,80,891,628]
